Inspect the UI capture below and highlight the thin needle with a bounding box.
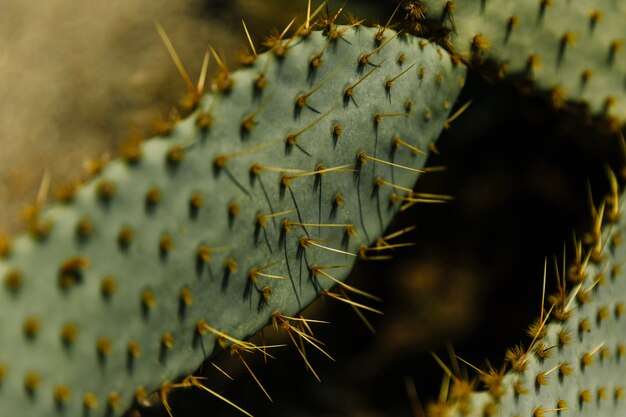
[156,22,196,96]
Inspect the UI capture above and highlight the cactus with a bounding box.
[2,1,626,416]
[431,189,626,417]
[417,0,626,125]
[0,21,465,417]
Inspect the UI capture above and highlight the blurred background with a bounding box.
[0,1,622,416]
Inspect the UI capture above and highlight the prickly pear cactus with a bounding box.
[0,25,465,416]
[418,0,626,123]
[438,194,626,417]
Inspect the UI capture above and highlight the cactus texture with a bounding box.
[437,192,626,417]
[0,24,465,417]
[419,0,626,124]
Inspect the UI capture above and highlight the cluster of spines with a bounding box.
[425,170,626,417]
[413,0,626,130]
[0,5,466,416]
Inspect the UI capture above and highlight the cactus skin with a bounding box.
[419,0,626,124]
[438,195,626,417]
[0,25,465,417]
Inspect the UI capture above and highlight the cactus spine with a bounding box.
[418,0,626,126]
[0,23,465,417]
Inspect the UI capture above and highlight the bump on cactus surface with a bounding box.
[434,186,626,417]
[0,21,465,417]
[416,0,626,127]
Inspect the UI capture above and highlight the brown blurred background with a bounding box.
[1,1,622,416]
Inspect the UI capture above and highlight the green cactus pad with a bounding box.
[439,198,626,417]
[420,0,626,124]
[0,25,465,416]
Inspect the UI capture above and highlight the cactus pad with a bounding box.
[0,25,465,416]
[420,0,626,124]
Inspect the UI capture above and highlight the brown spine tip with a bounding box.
[96,180,116,202]
[166,146,185,165]
[118,226,134,248]
[225,258,238,274]
[332,124,343,139]
[579,318,591,332]
[558,328,572,346]
[120,139,142,164]
[248,268,260,283]
[514,380,528,395]
[190,193,204,209]
[4,268,23,292]
[507,15,519,29]
[229,202,240,218]
[505,345,527,372]
[261,286,272,302]
[145,187,162,206]
[334,193,345,208]
[180,288,193,306]
[24,372,41,393]
[134,386,148,404]
[534,343,552,359]
[0,362,6,381]
[141,290,157,310]
[254,73,269,93]
[549,86,566,109]
[310,53,323,69]
[256,214,268,229]
[97,337,112,357]
[471,34,491,53]
[241,115,256,134]
[58,256,90,289]
[54,183,77,203]
[100,276,117,298]
[159,235,174,253]
[273,44,289,58]
[609,39,623,60]
[238,51,257,67]
[161,332,175,350]
[76,217,94,239]
[196,111,214,131]
[0,234,11,258]
[60,323,79,346]
[535,371,548,386]
[213,155,228,171]
[250,163,263,177]
[581,68,593,85]
[281,219,292,234]
[54,384,71,405]
[195,320,208,336]
[128,341,142,359]
[83,392,98,410]
[526,54,542,73]
[286,133,298,146]
[107,392,122,411]
[197,246,212,264]
[589,10,603,26]
[23,316,41,339]
[579,389,592,404]
[28,219,53,240]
